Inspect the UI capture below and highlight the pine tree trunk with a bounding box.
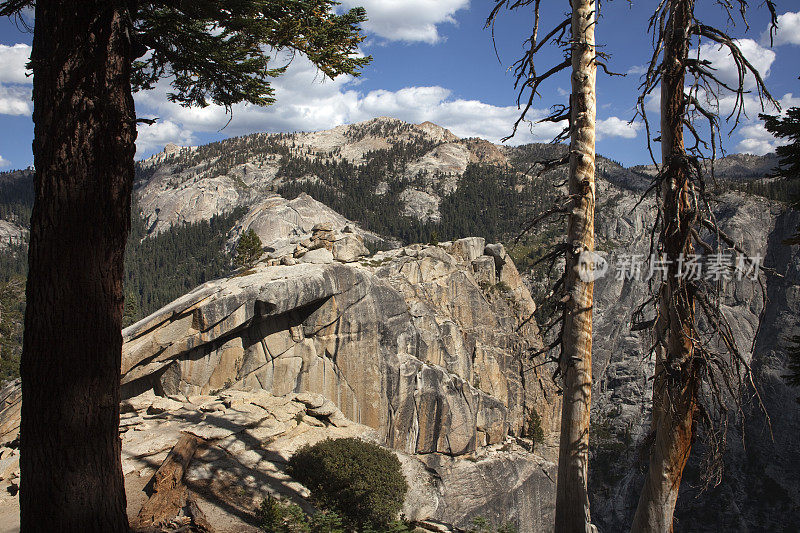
[554,0,596,531]
[631,1,698,531]
[20,1,135,531]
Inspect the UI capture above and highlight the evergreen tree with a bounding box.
[234,229,263,269]
[0,1,370,530]
[0,277,24,384]
[760,98,800,182]
[785,333,800,403]
[121,289,139,329]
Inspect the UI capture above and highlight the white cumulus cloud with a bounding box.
[0,43,32,117]
[736,123,787,155]
[0,84,31,116]
[597,117,641,140]
[135,119,195,156]
[338,0,470,44]
[0,43,31,85]
[133,53,642,156]
[735,93,800,155]
[626,64,649,76]
[0,155,9,168]
[762,11,800,46]
[697,38,775,91]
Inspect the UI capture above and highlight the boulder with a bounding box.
[311,222,334,233]
[332,234,369,263]
[484,243,507,265]
[446,237,486,263]
[298,248,334,264]
[471,256,497,287]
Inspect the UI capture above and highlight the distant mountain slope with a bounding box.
[0,119,789,337]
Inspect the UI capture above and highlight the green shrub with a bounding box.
[256,496,309,533]
[310,510,346,533]
[287,438,408,529]
[467,516,518,533]
[588,408,630,486]
[493,281,511,293]
[362,519,414,533]
[256,495,346,533]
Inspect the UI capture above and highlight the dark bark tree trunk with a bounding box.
[554,1,596,531]
[20,1,135,531]
[631,1,699,530]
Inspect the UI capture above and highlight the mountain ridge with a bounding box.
[132,117,781,240]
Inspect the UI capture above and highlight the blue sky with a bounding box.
[0,2,799,170]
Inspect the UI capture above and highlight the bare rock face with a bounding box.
[108,390,551,533]
[411,450,556,532]
[229,193,378,264]
[404,143,471,194]
[400,188,442,223]
[120,238,557,460]
[0,220,27,248]
[118,390,553,533]
[567,178,800,531]
[139,173,246,234]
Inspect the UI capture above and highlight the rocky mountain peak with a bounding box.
[416,120,459,143]
[163,142,182,155]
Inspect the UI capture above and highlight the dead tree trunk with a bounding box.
[554,0,597,531]
[631,1,698,530]
[134,433,202,528]
[20,1,136,531]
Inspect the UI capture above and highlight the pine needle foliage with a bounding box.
[760,103,800,182]
[1,1,371,111]
[234,228,263,268]
[132,0,371,109]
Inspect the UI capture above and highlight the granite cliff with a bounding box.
[120,235,557,457]
[580,174,800,531]
[0,230,561,532]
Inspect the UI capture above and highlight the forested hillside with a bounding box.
[0,169,248,380]
[123,201,247,324]
[0,129,789,384]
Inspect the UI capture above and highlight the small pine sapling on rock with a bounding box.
[234,229,263,269]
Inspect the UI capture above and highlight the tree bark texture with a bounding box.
[20,1,136,531]
[631,1,699,531]
[554,0,596,531]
